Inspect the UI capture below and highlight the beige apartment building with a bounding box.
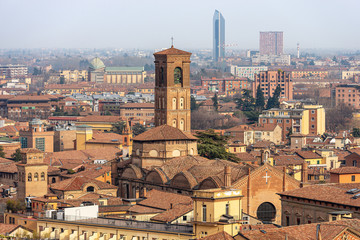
[60,70,88,82]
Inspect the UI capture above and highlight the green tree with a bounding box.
[112,121,127,134]
[6,199,25,213]
[266,84,281,109]
[132,123,147,136]
[0,146,5,158]
[104,110,112,116]
[212,93,219,111]
[195,129,239,162]
[59,76,65,84]
[352,128,360,137]
[191,96,201,111]
[255,85,265,111]
[11,148,22,162]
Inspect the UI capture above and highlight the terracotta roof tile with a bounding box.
[50,176,117,191]
[153,46,191,56]
[330,167,360,174]
[78,115,125,123]
[133,125,197,141]
[278,183,360,207]
[0,223,20,235]
[201,231,235,240]
[150,203,193,223]
[273,155,305,166]
[295,150,321,159]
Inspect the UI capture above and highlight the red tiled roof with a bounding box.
[201,231,234,240]
[0,223,21,235]
[295,150,321,159]
[133,125,197,141]
[78,115,125,123]
[330,167,360,174]
[50,176,117,191]
[154,46,191,56]
[273,155,304,166]
[150,203,193,223]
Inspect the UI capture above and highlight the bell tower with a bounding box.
[154,46,191,132]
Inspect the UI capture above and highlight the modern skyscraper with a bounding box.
[213,10,225,62]
[260,31,283,55]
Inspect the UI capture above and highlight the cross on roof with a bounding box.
[263,171,271,184]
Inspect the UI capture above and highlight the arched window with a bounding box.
[353,160,357,167]
[180,119,185,131]
[172,119,177,128]
[174,67,182,84]
[52,177,56,183]
[172,98,177,109]
[86,186,95,192]
[41,172,45,181]
[180,97,184,109]
[257,202,276,222]
[34,173,38,181]
[28,173,32,182]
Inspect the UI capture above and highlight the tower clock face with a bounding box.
[174,67,182,84]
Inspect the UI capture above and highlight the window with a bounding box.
[257,202,276,222]
[172,98,177,110]
[353,160,357,167]
[352,175,356,182]
[297,218,301,225]
[202,205,207,222]
[174,67,182,84]
[180,97,184,109]
[34,172,38,181]
[28,173,32,182]
[311,125,315,129]
[20,137,28,148]
[183,215,187,221]
[35,138,45,152]
[41,172,45,181]
[311,110,315,114]
[86,186,95,192]
[311,117,315,121]
[286,216,290,226]
[332,216,337,221]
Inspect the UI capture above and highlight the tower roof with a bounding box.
[133,125,197,142]
[154,46,191,56]
[89,57,105,70]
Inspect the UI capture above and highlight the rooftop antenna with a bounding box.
[297,43,300,59]
[171,37,174,48]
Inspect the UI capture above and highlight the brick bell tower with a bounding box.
[153,46,192,132]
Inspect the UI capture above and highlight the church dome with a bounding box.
[89,57,105,70]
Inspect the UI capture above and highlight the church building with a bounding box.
[112,46,301,225]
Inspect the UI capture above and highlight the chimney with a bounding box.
[224,166,231,188]
[301,162,308,186]
[142,187,147,198]
[282,167,286,192]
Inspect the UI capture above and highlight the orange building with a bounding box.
[335,85,360,110]
[19,119,54,152]
[252,70,293,101]
[330,167,360,183]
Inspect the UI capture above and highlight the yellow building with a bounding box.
[192,189,243,239]
[227,143,246,153]
[258,103,325,141]
[295,150,325,166]
[60,70,88,82]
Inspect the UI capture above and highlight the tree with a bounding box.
[112,121,127,134]
[59,76,65,84]
[6,199,25,213]
[0,146,5,158]
[132,123,147,136]
[195,129,239,162]
[104,110,112,116]
[255,85,265,111]
[309,60,315,65]
[266,84,281,109]
[191,96,202,111]
[352,128,360,137]
[212,93,219,111]
[332,56,337,63]
[326,103,354,131]
[11,148,22,162]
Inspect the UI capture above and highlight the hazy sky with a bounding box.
[1,0,359,50]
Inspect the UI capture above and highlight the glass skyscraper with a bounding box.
[213,10,225,62]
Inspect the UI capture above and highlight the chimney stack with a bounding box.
[301,161,308,186]
[224,166,232,188]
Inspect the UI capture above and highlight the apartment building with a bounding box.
[230,66,268,80]
[0,65,28,78]
[252,70,293,100]
[200,77,250,93]
[60,70,88,82]
[258,103,325,140]
[335,84,360,110]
